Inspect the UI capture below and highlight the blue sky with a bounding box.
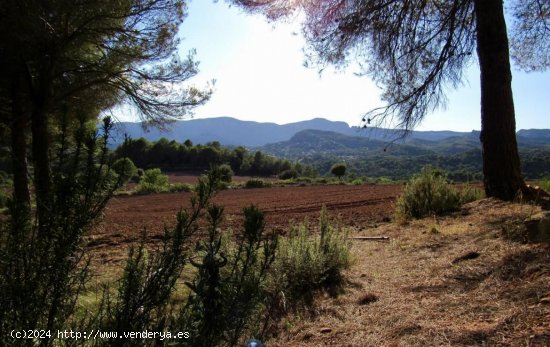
[170,0,549,131]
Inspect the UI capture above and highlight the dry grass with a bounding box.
[266,199,550,346]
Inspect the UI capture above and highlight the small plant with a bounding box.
[169,182,193,193]
[395,166,461,220]
[218,164,234,183]
[245,178,272,189]
[351,178,364,185]
[134,168,170,194]
[270,206,351,304]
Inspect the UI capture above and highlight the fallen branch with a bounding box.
[348,236,390,241]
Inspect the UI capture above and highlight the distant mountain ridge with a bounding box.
[112,117,353,147]
[112,116,550,148]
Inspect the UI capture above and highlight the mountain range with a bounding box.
[111,116,496,147]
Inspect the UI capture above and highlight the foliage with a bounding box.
[134,168,171,194]
[245,179,272,189]
[114,136,316,177]
[218,164,234,183]
[330,163,346,179]
[395,166,461,220]
[176,205,277,346]
[82,170,281,347]
[111,157,138,184]
[92,169,222,345]
[0,118,124,346]
[141,168,169,187]
[270,206,351,304]
[168,182,194,193]
[278,169,299,180]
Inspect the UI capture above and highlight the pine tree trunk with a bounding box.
[474,0,525,201]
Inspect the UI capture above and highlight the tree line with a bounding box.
[294,148,550,182]
[114,136,318,177]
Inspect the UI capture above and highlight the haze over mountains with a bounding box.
[113,116,550,149]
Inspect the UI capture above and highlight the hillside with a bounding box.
[260,129,550,180]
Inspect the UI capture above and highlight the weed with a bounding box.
[460,184,485,204]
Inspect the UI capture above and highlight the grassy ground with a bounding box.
[267,199,550,346]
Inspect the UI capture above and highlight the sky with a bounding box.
[161,0,549,131]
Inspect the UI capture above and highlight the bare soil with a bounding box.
[91,184,400,265]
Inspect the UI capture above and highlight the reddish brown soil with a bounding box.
[103,184,400,233]
[92,184,401,261]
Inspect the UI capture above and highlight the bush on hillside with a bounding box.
[395,166,461,220]
[278,169,299,180]
[245,178,272,189]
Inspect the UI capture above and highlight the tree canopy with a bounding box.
[0,0,212,225]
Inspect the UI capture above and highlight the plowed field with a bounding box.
[92,184,401,261]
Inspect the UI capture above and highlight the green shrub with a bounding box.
[135,168,145,182]
[134,182,163,195]
[141,168,169,186]
[245,178,272,188]
[168,182,193,193]
[218,164,234,183]
[278,169,299,180]
[351,178,364,185]
[270,206,351,303]
[134,168,169,194]
[460,184,485,204]
[395,166,461,220]
[111,157,138,184]
[539,177,550,192]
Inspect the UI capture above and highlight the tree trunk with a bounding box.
[10,70,31,209]
[474,0,525,201]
